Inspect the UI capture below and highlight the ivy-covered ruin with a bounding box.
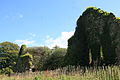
[65,7,120,66]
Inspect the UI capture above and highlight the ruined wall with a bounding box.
[65,7,120,66]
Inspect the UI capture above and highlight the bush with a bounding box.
[43,48,67,70]
[0,67,13,75]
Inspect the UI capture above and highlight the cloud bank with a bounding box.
[45,31,74,48]
[14,31,74,48]
[14,33,36,46]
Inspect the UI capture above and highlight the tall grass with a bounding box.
[1,66,120,80]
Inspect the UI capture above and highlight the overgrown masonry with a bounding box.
[65,7,120,66]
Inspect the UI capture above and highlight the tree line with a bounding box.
[0,42,67,74]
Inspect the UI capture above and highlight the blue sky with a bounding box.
[0,0,120,48]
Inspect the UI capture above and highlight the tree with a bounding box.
[0,41,19,54]
[18,45,26,56]
[0,42,19,70]
[27,46,51,70]
[43,48,67,70]
[15,45,33,73]
[18,53,33,72]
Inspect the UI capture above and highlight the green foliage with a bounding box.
[19,52,33,72]
[0,42,19,72]
[0,67,13,75]
[65,7,120,67]
[18,44,27,56]
[116,17,120,20]
[85,7,110,16]
[0,53,18,69]
[43,48,67,70]
[65,15,89,66]
[0,41,19,54]
[100,18,117,65]
[27,46,51,70]
[15,45,33,73]
[20,52,33,59]
[34,77,41,80]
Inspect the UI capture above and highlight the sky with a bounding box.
[0,0,120,48]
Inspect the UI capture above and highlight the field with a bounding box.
[0,66,120,80]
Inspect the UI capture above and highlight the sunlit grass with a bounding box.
[1,66,120,80]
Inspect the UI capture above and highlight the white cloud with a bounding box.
[19,14,23,18]
[45,31,74,48]
[14,33,37,47]
[14,40,35,46]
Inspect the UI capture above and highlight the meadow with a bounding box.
[0,66,120,80]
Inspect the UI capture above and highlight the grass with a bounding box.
[0,66,120,80]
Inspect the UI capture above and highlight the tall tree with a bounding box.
[15,45,33,73]
[43,48,67,70]
[0,42,19,69]
[27,46,51,70]
[18,45,26,56]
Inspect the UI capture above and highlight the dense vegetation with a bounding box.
[0,42,67,74]
[0,42,33,74]
[65,7,120,67]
